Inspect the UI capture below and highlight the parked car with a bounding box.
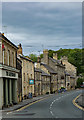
[80,85,84,88]
[58,88,66,93]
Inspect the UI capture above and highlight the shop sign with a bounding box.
[6,71,16,77]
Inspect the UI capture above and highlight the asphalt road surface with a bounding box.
[2,89,83,119]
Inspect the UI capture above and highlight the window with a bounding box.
[61,76,64,79]
[27,73,29,81]
[24,73,25,81]
[31,74,32,79]
[8,50,10,66]
[3,50,5,64]
[12,52,14,67]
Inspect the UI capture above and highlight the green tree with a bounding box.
[29,54,37,62]
[77,78,84,88]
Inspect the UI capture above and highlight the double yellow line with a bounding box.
[72,94,84,111]
[16,96,50,112]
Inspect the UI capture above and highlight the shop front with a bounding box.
[0,64,19,109]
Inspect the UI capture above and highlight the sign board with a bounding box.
[6,71,16,77]
[29,80,34,85]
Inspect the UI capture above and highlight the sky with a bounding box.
[2,2,82,55]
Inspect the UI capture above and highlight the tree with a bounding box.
[77,78,84,88]
[29,54,37,62]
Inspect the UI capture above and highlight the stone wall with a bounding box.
[35,71,42,96]
[2,40,17,68]
[41,76,50,95]
[20,57,34,99]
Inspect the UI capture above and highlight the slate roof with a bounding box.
[41,70,50,76]
[65,72,70,76]
[34,68,50,76]
[70,76,75,78]
[49,57,65,67]
[41,63,57,74]
[34,68,42,73]
[19,54,34,63]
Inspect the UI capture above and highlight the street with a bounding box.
[2,89,83,119]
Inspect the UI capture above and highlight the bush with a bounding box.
[77,78,84,88]
[46,92,49,94]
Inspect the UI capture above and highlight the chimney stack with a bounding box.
[36,56,41,69]
[17,43,23,55]
[2,33,4,36]
[53,53,57,60]
[37,56,41,63]
[61,56,68,62]
[43,49,49,65]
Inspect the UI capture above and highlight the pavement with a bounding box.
[2,89,83,119]
[2,94,53,112]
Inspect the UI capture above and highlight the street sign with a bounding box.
[29,80,34,85]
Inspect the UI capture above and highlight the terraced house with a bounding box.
[34,68,42,96]
[61,56,77,90]
[35,56,51,95]
[0,33,19,109]
[17,44,34,100]
[41,50,65,91]
[48,53,65,90]
[41,50,58,93]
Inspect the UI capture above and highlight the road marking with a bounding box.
[72,94,84,111]
[16,96,51,112]
[50,111,54,116]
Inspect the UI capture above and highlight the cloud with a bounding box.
[2,0,83,2]
[2,2,82,55]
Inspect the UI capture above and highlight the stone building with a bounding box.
[41,50,65,91]
[40,63,57,93]
[35,57,51,95]
[65,72,70,90]
[41,70,50,95]
[17,58,22,102]
[34,68,42,96]
[49,54,65,89]
[17,44,34,100]
[61,56,77,89]
[0,33,19,109]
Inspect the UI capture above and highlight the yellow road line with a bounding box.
[16,96,50,112]
[72,94,84,111]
